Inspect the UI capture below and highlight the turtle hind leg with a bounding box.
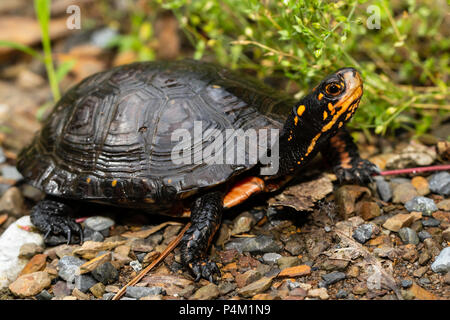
[31,199,83,245]
[179,191,223,283]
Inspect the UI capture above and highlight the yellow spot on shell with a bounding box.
[338,122,343,128]
[294,116,298,126]
[112,180,117,187]
[297,105,305,116]
[86,178,91,184]
[297,161,301,165]
[318,93,324,100]
[345,113,352,120]
[323,111,328,120]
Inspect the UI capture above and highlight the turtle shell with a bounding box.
[17,60,294,212]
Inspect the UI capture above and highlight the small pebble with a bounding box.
[422,218,440,227]
[336,289,348,299]
[84,216,115,232]
[428,172,450,196]
[398,227,419,245]
[35,289,53,300]
[417,230,432,242]
[58,256,85,282]
[126,286,165,299]
[262,253,281,264]
[374,176,392,202]
[352,224,373,244]
[224,235,282,253]
[400,279,413,288]
[404,196,438,216]
[1,166,23,181]
[91,262,119,285]
[130,260,142,272]
[321,271,346,286]
[431,247,450,273]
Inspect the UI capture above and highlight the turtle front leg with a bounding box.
[180,191,223,283]
[31,199,83,245]
[322,127,380,183]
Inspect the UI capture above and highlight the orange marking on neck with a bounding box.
[86,177,91,184]
[294,116,298,126]
[318,93,324,100]
[323,111,328,120]
[297,105,305,116]
[305,132,322,157]
[112,180,117,187]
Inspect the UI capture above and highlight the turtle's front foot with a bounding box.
[31,199,83,245]
[334,158,380,184]
[179,191,223,283]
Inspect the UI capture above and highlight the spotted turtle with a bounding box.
[17,60,378,282]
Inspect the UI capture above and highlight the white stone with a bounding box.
[0,216,44,288]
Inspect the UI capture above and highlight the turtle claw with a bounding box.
[334,158,380,184]
[190,260,221,283]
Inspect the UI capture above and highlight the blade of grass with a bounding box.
[34,0,60,102]
[0,40,43,60]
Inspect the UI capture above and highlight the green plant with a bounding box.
[150,0,449,137]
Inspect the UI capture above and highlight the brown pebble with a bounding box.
[411,176,430,196]
[19,254,47,276]
[9,271,51,298]
[382,213,415,232]
[89,282,105,298]
[358,201,381,221]
[277,265,311,278]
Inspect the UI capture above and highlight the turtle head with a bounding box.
[294,67,363,134]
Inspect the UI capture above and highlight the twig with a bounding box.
[379,164,450,176]
[112,222,191,300]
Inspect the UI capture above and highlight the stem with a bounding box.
[379,165,450,176]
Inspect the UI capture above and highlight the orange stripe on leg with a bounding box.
[223,177,265,209]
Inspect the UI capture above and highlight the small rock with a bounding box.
[276,256,300,270]
[235,270,262,288]
[72,287,90,300]
[400,279,413,288]
[437,199,450,211]
[382,213,415,232]
[321,272,346,286]
[398,228,419,245]
[126,286,166,299]
[392,182,418,204]
[19,254,47,276]
[18,243,44,259]
[231,212,256,235]
[237,277,273,298]
[35,289,53,300]
[57,256,85,282]
[413,266,428,278]
[277,265,311,277]
[52,280,72,297]
[224,235,282,253]
[284,240,303,256]
[83,228,105,242]
[431,247,450,273]
[428,172,450,196]
[352,223,374,244]
[418,250,431,265]
[9,271,51,298]
[358,201,381,221]
[20,185,44,202]
[84,216,115,232]
[91,262,119,285]
[374,176,392,202]
[352,283,368,295]
[422,218,440,227]
[411,176,430,196]
[404,283,439,300]
[89,282,105,299]
[289,287,307,297]
[417,230,432,242]
[79,252,111,274]
[0,187,24,217]
[53,244,76,259]
[347,266,360,278]
[130,260,142,272]
[74,274,97,293]
[0,216,44,289]
[218,282,236,295]
[102,292,115,300]
[405,196,438,216]
[1,166,23,181]
[189,283,219,300]
[262,253,281,264]
[336,289,348,299]
[443,228,450,242]
[307,287,329,300]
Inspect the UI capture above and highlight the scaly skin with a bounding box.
[321,127,380,183]
[179,191,224,282]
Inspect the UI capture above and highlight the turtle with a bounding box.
[17,59,379,282]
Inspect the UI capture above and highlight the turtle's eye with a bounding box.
[325,82,343,96]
